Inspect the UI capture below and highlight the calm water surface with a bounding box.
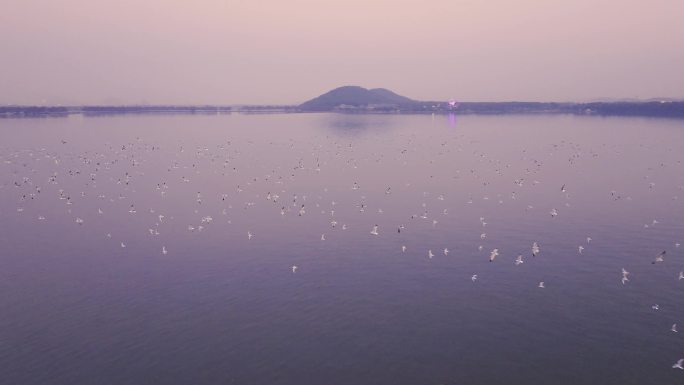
[1,113,683,385]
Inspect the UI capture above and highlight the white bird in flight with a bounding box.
[578,245,584,254]
[621,268,630,284]
[162,246,168,255]
[532,242,540,257]
[652,250,666,264]
[443,248,449,256]
[291,265,298,273]
[248,231,253,240]
[370,225,379,236]
[515,255,524,265]
[672,323,678,333]
[489,248,499,262]
[673,359,684,369]
[401,245,407,253]
[538,281,545,288]
[428,250,435,259]
[471,274,478,282]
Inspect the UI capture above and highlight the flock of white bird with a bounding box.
[1,122,683,371]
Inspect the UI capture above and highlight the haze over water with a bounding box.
[3,1,684,105]
[1,113,683,384]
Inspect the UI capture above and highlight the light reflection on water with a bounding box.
[1,113,683,385]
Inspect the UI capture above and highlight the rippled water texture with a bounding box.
[1,113,683,385]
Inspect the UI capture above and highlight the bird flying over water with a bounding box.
[370,225,379,236]
[532,242,540,257]
[621,268,630,284]
[652,250,666,264]
[489,248,499,262]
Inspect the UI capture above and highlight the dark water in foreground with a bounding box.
[1,113,683,385]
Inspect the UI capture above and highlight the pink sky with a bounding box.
[1,0,682,105]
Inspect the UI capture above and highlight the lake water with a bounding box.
[1,113,683,385]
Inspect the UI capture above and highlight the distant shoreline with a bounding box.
[2,101,684,118]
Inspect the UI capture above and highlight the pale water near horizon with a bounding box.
[1,113,683,385]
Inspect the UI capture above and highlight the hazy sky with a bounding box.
[2,0,683,105]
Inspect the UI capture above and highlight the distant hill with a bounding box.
[3,88,684,118]
[299,86,416,111]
